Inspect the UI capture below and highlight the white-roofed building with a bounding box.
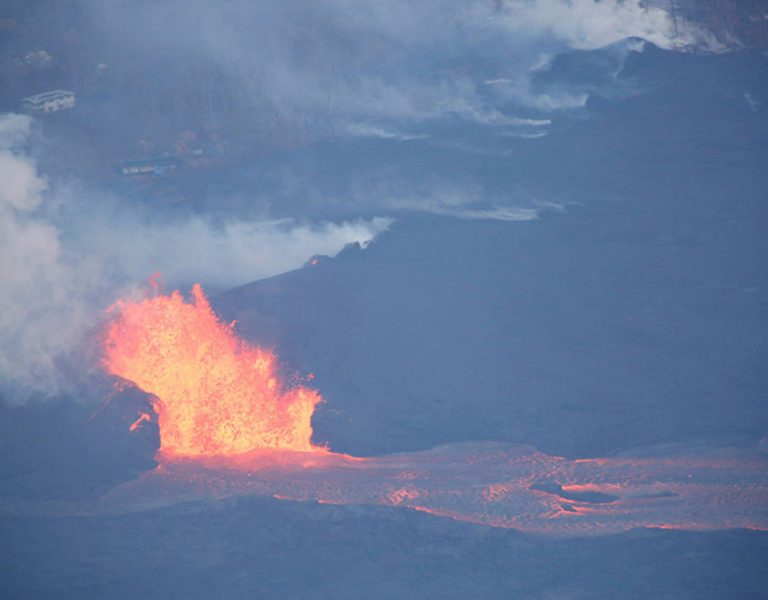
[21,90,75,114]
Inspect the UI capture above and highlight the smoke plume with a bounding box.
[0,114,386,400]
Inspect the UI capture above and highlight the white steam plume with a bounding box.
[498,0,716,50]
[0,114,387,400]
[0,114,101,397]
[79,0,716,128]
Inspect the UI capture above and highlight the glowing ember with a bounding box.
[103,284,322,458]
[129,412,152,432]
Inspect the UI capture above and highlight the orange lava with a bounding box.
[94,283,768,536]
[102,284,323,458]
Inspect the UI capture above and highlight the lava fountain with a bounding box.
[103,284,323,459]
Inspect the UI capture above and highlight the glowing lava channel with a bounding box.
[103,284,322,458]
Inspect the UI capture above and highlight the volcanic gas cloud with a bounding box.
[103,283,322,458]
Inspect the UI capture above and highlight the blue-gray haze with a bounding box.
[0,1,766,598]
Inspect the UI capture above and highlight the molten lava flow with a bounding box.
[96,284,768,536]
[101,442,768,535]
[103,284,322,458]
